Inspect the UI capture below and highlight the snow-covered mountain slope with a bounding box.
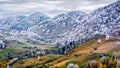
[58,0,120,46]
[0,12,50,33]
[1,0,120,45]
[28,11,86,39]
[0,11,86,44]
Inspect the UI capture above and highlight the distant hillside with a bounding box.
[0,11,86,44]
[0,12,50,32]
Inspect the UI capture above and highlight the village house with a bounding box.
[105,30,120,41]
[0,40,6,49]
[97,39,102,44]
[116,41,120,46]
[105,34,110,41]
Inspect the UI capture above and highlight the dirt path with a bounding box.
[51,54,91,68]
[51,60,68,68]
[76,41,117,54]
[93,42,117,53]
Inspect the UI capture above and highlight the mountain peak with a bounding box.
[28,12,50,24]
[29,12,49,18]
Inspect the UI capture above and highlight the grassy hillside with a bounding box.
[47,36,117,67]
[10,36,120,68]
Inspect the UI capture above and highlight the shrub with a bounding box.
[67,63,76,68]
[87,60,98,68]
[93,48,98,50]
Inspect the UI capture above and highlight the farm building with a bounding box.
[0,40,6,49]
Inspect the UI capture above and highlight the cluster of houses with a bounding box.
[0,39,18,49]
[6,50,46,68]
[0,35,20,49]
[97,30,120,45]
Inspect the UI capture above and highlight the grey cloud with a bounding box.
[0,0,118,17]
[0,0,12,4]
[2,0,46,4]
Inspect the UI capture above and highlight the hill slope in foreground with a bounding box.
[10,36,120,68]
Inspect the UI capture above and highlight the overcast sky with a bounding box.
[0,0,118,17]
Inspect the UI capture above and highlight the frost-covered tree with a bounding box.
[25,32,44,43]
[58,0,120,47]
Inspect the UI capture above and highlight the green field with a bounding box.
[0,36,51,61]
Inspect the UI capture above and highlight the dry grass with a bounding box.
[49,36,119,68]
[0,60,11,68]
[12,54,61,68]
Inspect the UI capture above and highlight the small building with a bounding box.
[0,40,5,49]
[116,41,120,46]
[97,39,101,44]
[105,34,111,41]
[36,50,45,56]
